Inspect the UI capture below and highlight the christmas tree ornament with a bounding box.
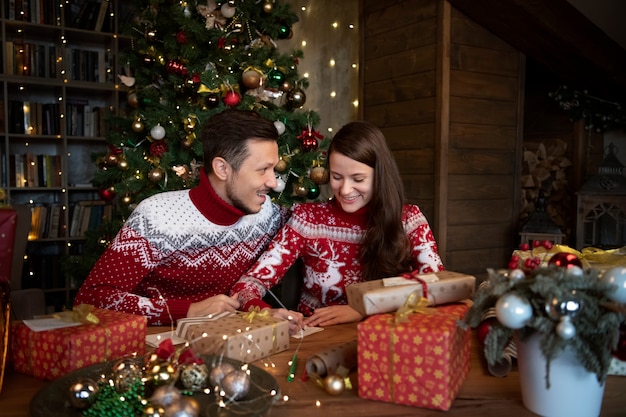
[275,157,288,173]
[286,87,306,108]
[150,385,182,408]
[548,252,583,269]
[105,153,119,166]
[508,268,526,281]
[112,358,143,392]
[600,267,626,303]
[272,176,286,192]
[223,90,241,107]
[118,74,136,87]
[68,378,99,410]
[148,362,176,387]
[556,316,576,339]
[495,293,533,329]
[295,183,309,197]
[132,116,145,133]
[148,168,165,183]
[277,23,292,39]
[143,404,166,417]
[180,363,209,391]
[220,3,236,18]
[307,185,320,199]
[262,0,273,13]
[145,28,158,42]
[150,124,166,140]
[209,363,235,386]
[323,374,345,396]
[274,120,286,135]
[127,91,139,108]
[242,69,263,89]
[166,59,188,76]
[117,159,129,171]
[164,397,200,417]
[280,80,293,92]
[204,93,220,108]
[310,166,329,184]
[297,127,323,151]
[221,369,250,400]
[267,68,285,88]
[612,324,626,361]
[98,187,116,202]
[176,30,188,44]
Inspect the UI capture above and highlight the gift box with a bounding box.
[357,302,471,410]
[175,311,290,363]
[609,357,626,376]
[347,270,475,316]
[11,308,147,380]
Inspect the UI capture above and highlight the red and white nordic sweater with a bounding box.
[74,172,288,325]
[231,199,444,315]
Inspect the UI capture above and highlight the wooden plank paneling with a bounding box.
[363,0,438,37]
[393,149,435,174]
[446,223,514,251]
[364,97,436,127]
[402,174,435,200]
[365,18,437,60]
[447,174,513,200]
[364,72,436,104]
[445,247,512,278]
[450,44,520,76]
[449,96,518,126]
[447,199,514,225]
[450,71,519,101]
[364,45,437,83]
[449,8,515,51]
[449,123,516,150]
[448,149,515,175]
[382,123,435,150]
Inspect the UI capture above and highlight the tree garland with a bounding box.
[550,85,626,132]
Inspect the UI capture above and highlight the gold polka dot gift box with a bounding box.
[357,302,471,411]
[11,306,147,380]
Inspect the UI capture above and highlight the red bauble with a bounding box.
[98,188,116,202]
[477,318,497,346]
[612,323,626,361]
[166,59,187,76]
[548,252,583,269]
[223,91,241,107]
[176,30,188,44]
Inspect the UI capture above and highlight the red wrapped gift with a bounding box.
[357,302,471,411]
[11,307,146,380]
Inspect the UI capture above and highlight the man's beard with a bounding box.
[226,179,258,215]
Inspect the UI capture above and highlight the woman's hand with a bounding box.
[187,293,240,318]
[303,305,363,327]
[272,308,304,335]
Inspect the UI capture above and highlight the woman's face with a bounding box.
[329,152,374,213]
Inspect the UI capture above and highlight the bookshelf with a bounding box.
[1,0,128,312]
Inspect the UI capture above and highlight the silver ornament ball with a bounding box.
[68,378,99,410]
[221,369,251,400]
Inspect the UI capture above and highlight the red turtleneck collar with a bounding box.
[189,169,246,226]
[330,197,369,226]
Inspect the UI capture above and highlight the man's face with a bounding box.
[226,139,279,214]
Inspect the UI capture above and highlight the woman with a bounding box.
[231,121,443,327]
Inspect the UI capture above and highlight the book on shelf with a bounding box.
[70,200,110,238]
[9,153,62,188]
[6,0,63,25]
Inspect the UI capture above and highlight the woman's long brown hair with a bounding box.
[328,121,412,280]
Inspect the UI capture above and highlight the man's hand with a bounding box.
[303,305,363,327]
[187,293,240,318]
[271,308,304,335]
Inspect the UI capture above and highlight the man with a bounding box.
[74,110,289,325]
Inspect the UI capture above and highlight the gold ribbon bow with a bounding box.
[53,304,100,324]
[241,306,272,323]
[394,292,434,324]
[553,244,626,267]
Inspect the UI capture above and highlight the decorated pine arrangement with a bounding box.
[464,243,626,417]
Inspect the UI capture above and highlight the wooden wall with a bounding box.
[361,0,524,278]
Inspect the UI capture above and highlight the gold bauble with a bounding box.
[295,183,308,197]
[262,1,273,13]
[149,362,176,386]
[127,91,138,108]
[323,374,345,396]
[280,80,293,92]
[242,69,262,89]
[132,119,145,132]
[275,158,288,173]
[148,168,164,183]
[117,159,129,171]
[105,153,119,166]
[310,166,329,185]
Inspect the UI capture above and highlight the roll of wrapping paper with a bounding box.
[305,340,358,377]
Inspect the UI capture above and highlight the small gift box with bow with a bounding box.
[357,299,471,410]
[347,270,476,316]
[175,310,290,363]
[11,305,146,380]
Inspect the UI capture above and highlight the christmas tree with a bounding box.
[67,0,329,283]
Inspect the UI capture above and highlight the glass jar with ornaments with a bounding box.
[463,250,626,417]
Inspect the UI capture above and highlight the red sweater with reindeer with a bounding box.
[231,198,444,315]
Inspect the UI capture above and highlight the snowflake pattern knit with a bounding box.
[74,173,287,325]
[231,199,444,315]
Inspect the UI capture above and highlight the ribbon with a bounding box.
[241,306,272,323]
[53,304,100,324]
[394,293,434,324]
[178,347,204,365]
[155,338,175,360]
[197,84,220,94]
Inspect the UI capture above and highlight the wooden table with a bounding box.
[2,324,625,417]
